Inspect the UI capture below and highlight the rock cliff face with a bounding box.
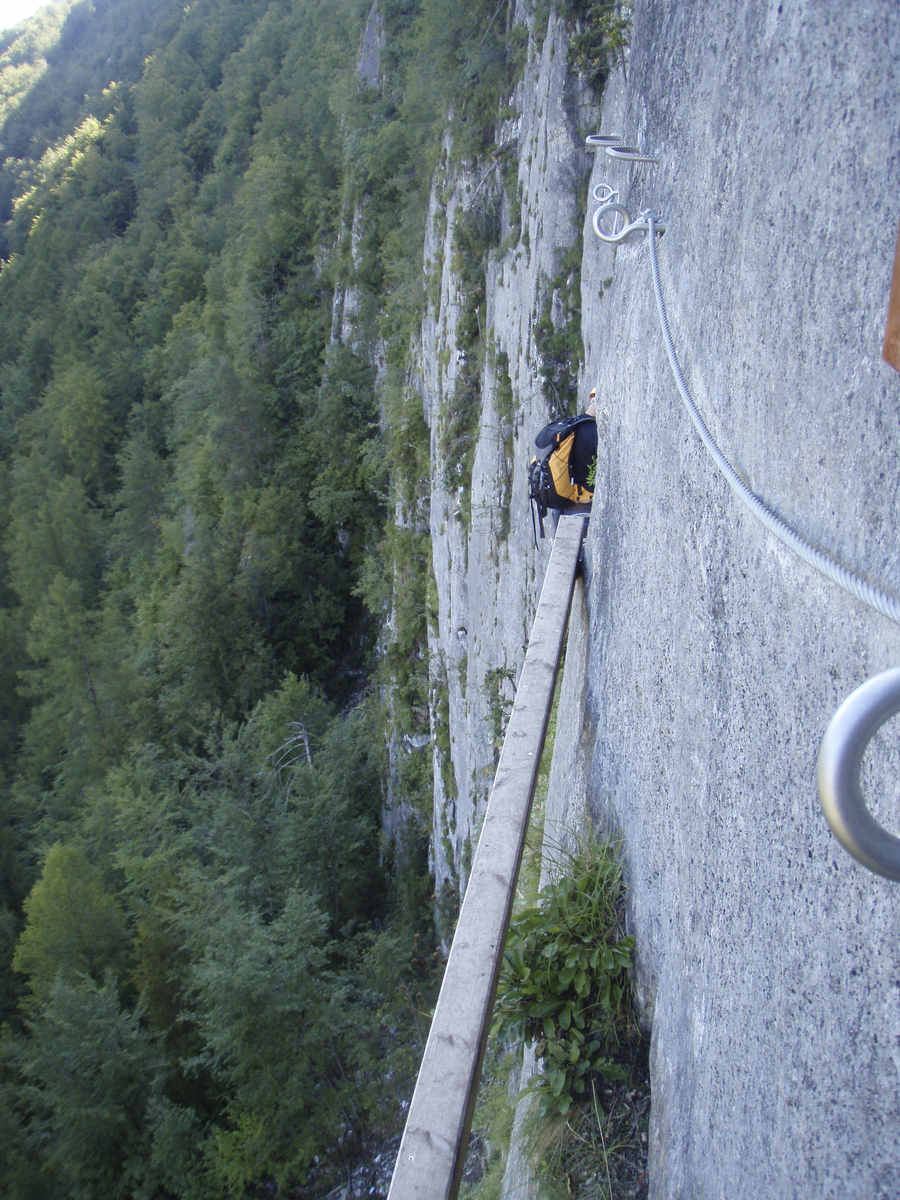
[580,2,900,1196]
[420,5,598,905]
[415,1,900,1196]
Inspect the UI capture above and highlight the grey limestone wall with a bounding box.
[580,2,900,1196]
[423,8,599,900]
[413,0,900,1193]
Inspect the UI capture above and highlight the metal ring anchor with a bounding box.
[592,203,665,245]
[817,667,900,881]
[606,145,660,164]
[593,201,633,243]
[592,183,619,204]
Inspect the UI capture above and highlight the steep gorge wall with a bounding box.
[579,2,900,1196]
[419,1,900,1197]
[407,0,900,1194]
[421,5,598,904]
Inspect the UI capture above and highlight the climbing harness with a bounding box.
[588,132,900,880]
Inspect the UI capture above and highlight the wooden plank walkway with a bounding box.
[387,513,589,1200]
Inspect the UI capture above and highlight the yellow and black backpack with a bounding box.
[528,414,596,539]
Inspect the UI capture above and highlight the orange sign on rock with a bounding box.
[883,216,900,373]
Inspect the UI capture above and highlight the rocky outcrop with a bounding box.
[357,2,385,90]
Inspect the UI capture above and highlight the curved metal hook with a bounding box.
[592,182,619,205]
[585,133,623,149]
[592,203,665,245]
[606,145,660,165]
[817,667,900,881]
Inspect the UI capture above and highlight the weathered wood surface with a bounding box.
[387,513,588,1200]
[883,215,900,372]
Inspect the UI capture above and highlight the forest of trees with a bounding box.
[0,0,538,1192]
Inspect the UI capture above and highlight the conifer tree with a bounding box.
[13,843,128,1002]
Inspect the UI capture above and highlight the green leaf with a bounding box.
[528,1000,560,1020]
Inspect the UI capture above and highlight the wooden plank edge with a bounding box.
[387,514,588,1200]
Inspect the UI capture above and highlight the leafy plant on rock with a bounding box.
[492,842,635,1118]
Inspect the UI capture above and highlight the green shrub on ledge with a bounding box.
[491,842,635,1118]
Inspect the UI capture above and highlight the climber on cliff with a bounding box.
[527,387,599,539]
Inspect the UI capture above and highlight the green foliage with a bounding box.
[278,701,387,933]
[492,842,635,1119]
[0,2,77,127]
[484,664,516,763]
[565,1,632,92]
[527,1080,650,1200]
[534,240,585,416]
[457,1045,517,1200]
[0,0,545,1189]
[14,972,164,1200]
[0,903,24,1027]
[441,369,482,520]
[494,347,515,421]
[382,0,522,164]
[381,522,432,740]
[186,886,342,1191]
[12,844,128,1004]
[4,673,436,1197]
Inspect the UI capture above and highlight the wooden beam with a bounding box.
[387,513,588,1200]
[883,214,900,373]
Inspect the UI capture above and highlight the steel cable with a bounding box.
[645,212,900,629]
